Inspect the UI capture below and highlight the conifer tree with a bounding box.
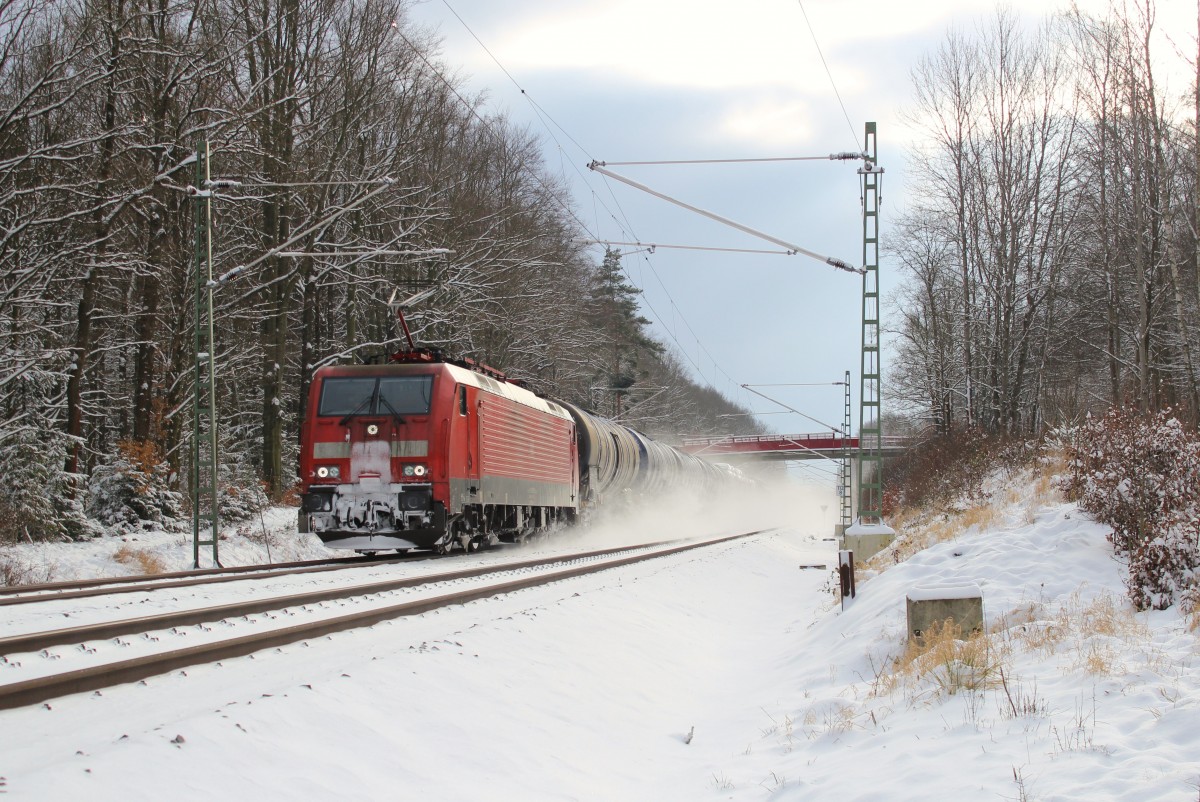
[586,248,663,417]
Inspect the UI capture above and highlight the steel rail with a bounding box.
[0,535,761,657]
[0,553,417,606]
[0,554,403,597]
[0,532,765,711]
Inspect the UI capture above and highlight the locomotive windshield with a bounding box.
[318,375,433,417]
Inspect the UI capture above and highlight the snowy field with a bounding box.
[1,477,1199,801]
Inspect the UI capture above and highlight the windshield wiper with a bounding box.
[338,394,374,427]
[377,394,407,427]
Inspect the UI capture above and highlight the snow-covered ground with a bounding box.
[1,476,1198,800]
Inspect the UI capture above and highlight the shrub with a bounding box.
[1059,408,1200,610]
[218,467,269,523]
[0,430,99,543]
[884,428,1015,514]
[87,440,185,532]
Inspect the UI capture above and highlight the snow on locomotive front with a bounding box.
[298,357,579,553]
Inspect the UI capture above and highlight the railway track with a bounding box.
[0,551,418,606]
[0,530,768,711]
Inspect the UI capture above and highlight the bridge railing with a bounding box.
[680,432,910,451]
[681,432,849,447]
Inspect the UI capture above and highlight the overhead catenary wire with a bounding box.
[796,0,860,151]
[588,162,863,275]
[429,0,754,404]
[791,459,841,482]
[577,240,794,257]
[716,411,795,418]
[593,154,867,166]
[744,382,849,388]
[740,384,843,434]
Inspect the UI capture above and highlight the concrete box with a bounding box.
[842,520,896,561]
[906,583,984,642]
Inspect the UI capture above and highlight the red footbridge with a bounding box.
[680,432,908,461]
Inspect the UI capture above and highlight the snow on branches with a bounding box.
[87,441,184,534]
[1059,409,1200,611]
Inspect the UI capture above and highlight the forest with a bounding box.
[6,0,1197,546]
[892,3,1200,435]
[0,0,761,542]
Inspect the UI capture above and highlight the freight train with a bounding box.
[297,349,734,553]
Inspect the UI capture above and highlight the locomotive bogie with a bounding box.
[299,481,448,550]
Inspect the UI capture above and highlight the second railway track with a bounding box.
[0,530,770,711]
[0,551,421,606]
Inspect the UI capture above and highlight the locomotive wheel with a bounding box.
[433,541,450,555]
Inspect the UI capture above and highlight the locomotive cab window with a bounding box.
[318,375,433,417]
[378,376,433,415]
[458,385,467,416]
[317,378,377,417]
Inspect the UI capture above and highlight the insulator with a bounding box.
[826,257,864,275]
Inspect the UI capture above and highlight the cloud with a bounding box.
[434,0,1131,93]
[409,0,1195,433]
[480,0,861,91]
[712,94,819,150]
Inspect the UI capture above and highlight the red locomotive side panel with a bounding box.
[479,393,574,483]
[443,365,577,512]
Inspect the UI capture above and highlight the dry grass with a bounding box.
[1187,609,1200,634]
[871,450,1068,574]
[864,443,1172,714]
[892,619,1007,698]
[799,701,860,739]
[997,602,1068,655]
[997,669,1048,719]
[113,544,166,575]
[1016,457,1065,526]
[0,548,54,587]
[958,503,999,532]
[995,591,1153,679]
[1030,465,1062,505]
[1077,593,1146,640]
[1074,640,1121,676]
[1179,586,1200,633]
[868,508,990,570]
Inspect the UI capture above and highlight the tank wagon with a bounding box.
[298,350,733,553]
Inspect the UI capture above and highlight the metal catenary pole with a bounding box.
[191,140,220,568]
[840,369,853,531]
[856,122,884,524]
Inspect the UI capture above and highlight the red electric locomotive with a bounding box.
[298,352,578,553]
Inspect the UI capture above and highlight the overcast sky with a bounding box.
[407,0,1195,448]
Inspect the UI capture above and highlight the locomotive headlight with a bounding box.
[315,465,341,480]
[316,466,329,478]
[366,423,379,436]
[413,464,427,477]
[403,464,415,477]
